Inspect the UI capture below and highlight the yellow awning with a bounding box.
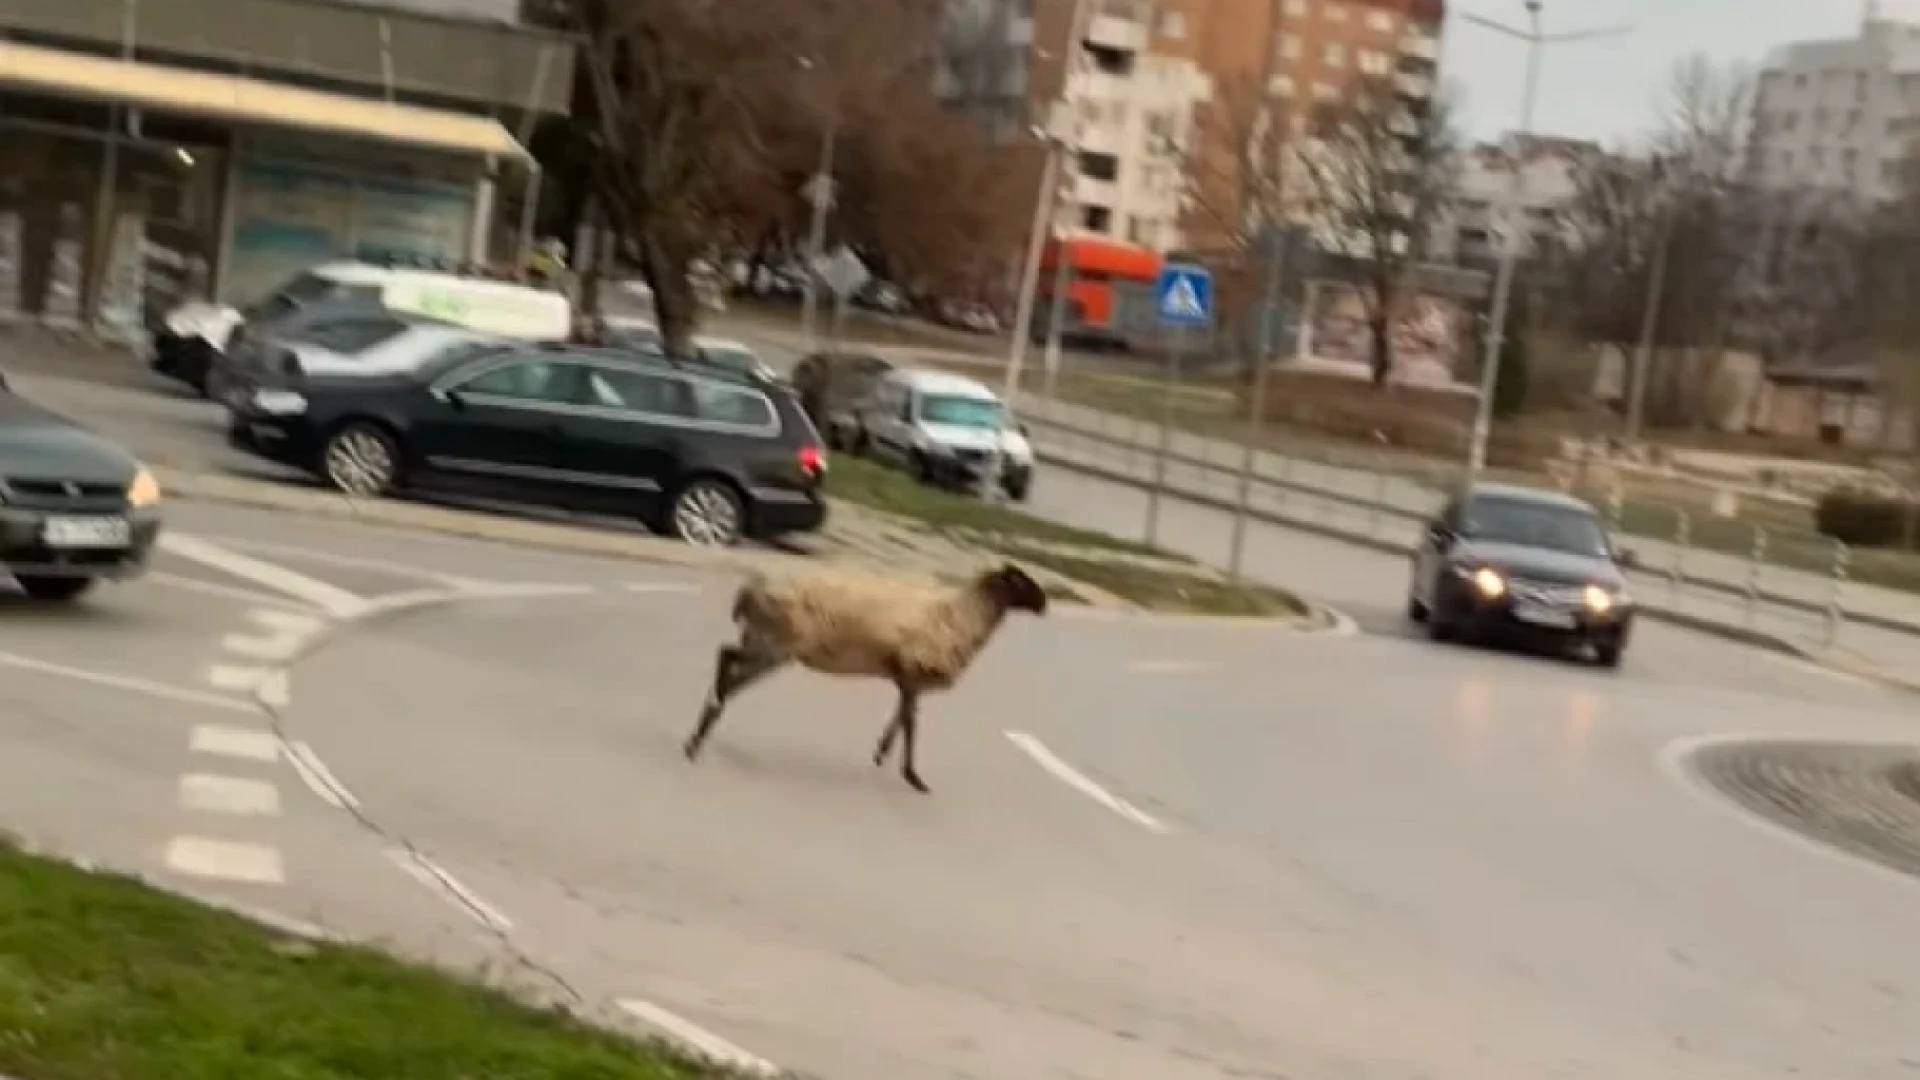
[0,39,528,161]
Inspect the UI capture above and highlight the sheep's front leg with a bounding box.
[685,644,784,761]
[894,686,928,794]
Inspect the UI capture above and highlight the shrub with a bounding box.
[1814,489,1920,549]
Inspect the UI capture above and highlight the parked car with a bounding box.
[218,324,516,412]
[224,344,828,547]
[1406,481,1636,667]
[578,315,777,382]
[155,261,572,396]
[788,350,895,448]
[0,372,163,602]
[846,368,1033,501]
[206,298,455,405]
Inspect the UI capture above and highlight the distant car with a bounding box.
[788,350,896,448]
[224,344,828,547]
[0,374,162,602]
[155,260,572,396]
[206,298,456,405]
[848,368,1034,501]
[218,324,515,413]
[1406,481,1636,667]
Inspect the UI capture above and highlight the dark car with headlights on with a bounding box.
[1406,482,1634,667]
[225,342,828,548]
[0,376,163,601]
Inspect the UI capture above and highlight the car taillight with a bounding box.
[798,444,826,477]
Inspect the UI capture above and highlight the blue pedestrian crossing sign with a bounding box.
[1154,263,1213,328]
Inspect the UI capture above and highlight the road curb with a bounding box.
[151,465,1340,632]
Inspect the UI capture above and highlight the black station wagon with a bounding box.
[225,342,828,547]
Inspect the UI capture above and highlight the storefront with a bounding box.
[0,35,532,335]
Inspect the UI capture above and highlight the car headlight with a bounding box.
[1469,567,1506,599]
[127,466,162,509]
[252,389,308,416]
[1583,584,1625,613]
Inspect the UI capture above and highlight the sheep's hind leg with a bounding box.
[684,644,785,761]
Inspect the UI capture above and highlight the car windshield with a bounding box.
[243,273,380,323]
[1461,496,1611,559]
[920,393,1004,429]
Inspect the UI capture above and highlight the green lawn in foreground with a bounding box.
[0,842,727,1080]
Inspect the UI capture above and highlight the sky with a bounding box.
[1441,0,1897,146]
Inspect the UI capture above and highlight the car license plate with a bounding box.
[43,516,131,549]
[1513,602,1576,629]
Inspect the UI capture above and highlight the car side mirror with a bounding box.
[442,388,467,411]
[1425,523,1453,549]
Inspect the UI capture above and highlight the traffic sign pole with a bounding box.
[1144,323,1183,546]
[1143,262,1213,546]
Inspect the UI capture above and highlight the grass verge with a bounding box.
[0,842,727,1080]
[824,456,1310,618]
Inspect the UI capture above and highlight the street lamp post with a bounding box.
[1460,1,1631,487]
[796,55,837,356]
[1003,0,1097,410]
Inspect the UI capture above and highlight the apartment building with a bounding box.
[1437,134,1597,267]
[937,0,1443,253]
[1748,9,1920,203]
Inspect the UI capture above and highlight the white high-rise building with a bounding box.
[1749,8,1920,202]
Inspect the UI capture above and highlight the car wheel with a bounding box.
[1593,642,1623,669]
[1005,477,1031,503]
[16,575,94,603]
[669,478,746,548]
[913,451,937,485]
[850,426,871,457]
[320,421,401,498]
[1425,607,1455,642]
[1406,592,1429,623]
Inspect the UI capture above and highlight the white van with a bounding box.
[850,368,1035,501]
[153,261,573,394]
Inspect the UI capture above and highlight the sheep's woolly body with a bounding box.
[736,568,1007,691]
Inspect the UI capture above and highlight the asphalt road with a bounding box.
[0,494,1915,1079]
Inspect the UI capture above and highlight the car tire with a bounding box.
[16,575,95,603]
[668,477,747,548]
[1005,477,1031,503]
[1425,607,1455,642]
[1593,642,1624,669]
[1406,592,1429,623]
[850,426,871,457]
[913,451,937,485]
[320,421,402,498]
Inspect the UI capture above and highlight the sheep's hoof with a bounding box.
[903,771,930,794]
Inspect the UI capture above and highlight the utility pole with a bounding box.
[1459,1,1631,486]
[796,55,837,356]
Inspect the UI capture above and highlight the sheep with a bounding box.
[682,561,1051,793]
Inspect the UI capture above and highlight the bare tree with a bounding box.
[1297,76,1460,386]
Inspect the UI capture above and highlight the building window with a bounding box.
[1324,43,1346,67]
[1078,151,1120,181]
[1082,205,1113,232]
[1159,11,1186,38]
[1324,1,1346,20]
[1284,0,1307,13]
[1358,48,1388,75]
[1278,33,1301,60]
[1367,9,1394,31]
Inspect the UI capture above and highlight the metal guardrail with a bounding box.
[1015,401,1887,653]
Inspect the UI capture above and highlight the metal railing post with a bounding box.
[1668,510,1689,607]
[1825,540,1849,649]
[1744,526,1767,629]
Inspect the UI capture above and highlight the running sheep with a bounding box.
[683,562,1051,793]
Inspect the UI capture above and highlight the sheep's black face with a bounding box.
[988,563,1049,615]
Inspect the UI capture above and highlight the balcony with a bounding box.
[1399,31,1440,63]
[0,0,576,115]
[1085,12,1146,53]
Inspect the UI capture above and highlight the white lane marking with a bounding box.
[189,724,281,763]
[1657,734,1920,897]
[386,849,513,933]
[1129,660,1212,675]
[163,836,285,885]
[205,664,269,693]
[622,581,705,595]
[147,571,317,612]
[257,669,291,710]
[281,739,359,812]
[455,582,599,601]
[178,773,283,817]
[1004,731,1170,834]
[616,999,779,1078]
[0,649,258,714]
[221,609,327,663]
[182,532,482,589]
[160,532,370,618]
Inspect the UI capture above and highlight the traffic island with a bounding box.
[822,456,1310,618]
[0,839,747,1080]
